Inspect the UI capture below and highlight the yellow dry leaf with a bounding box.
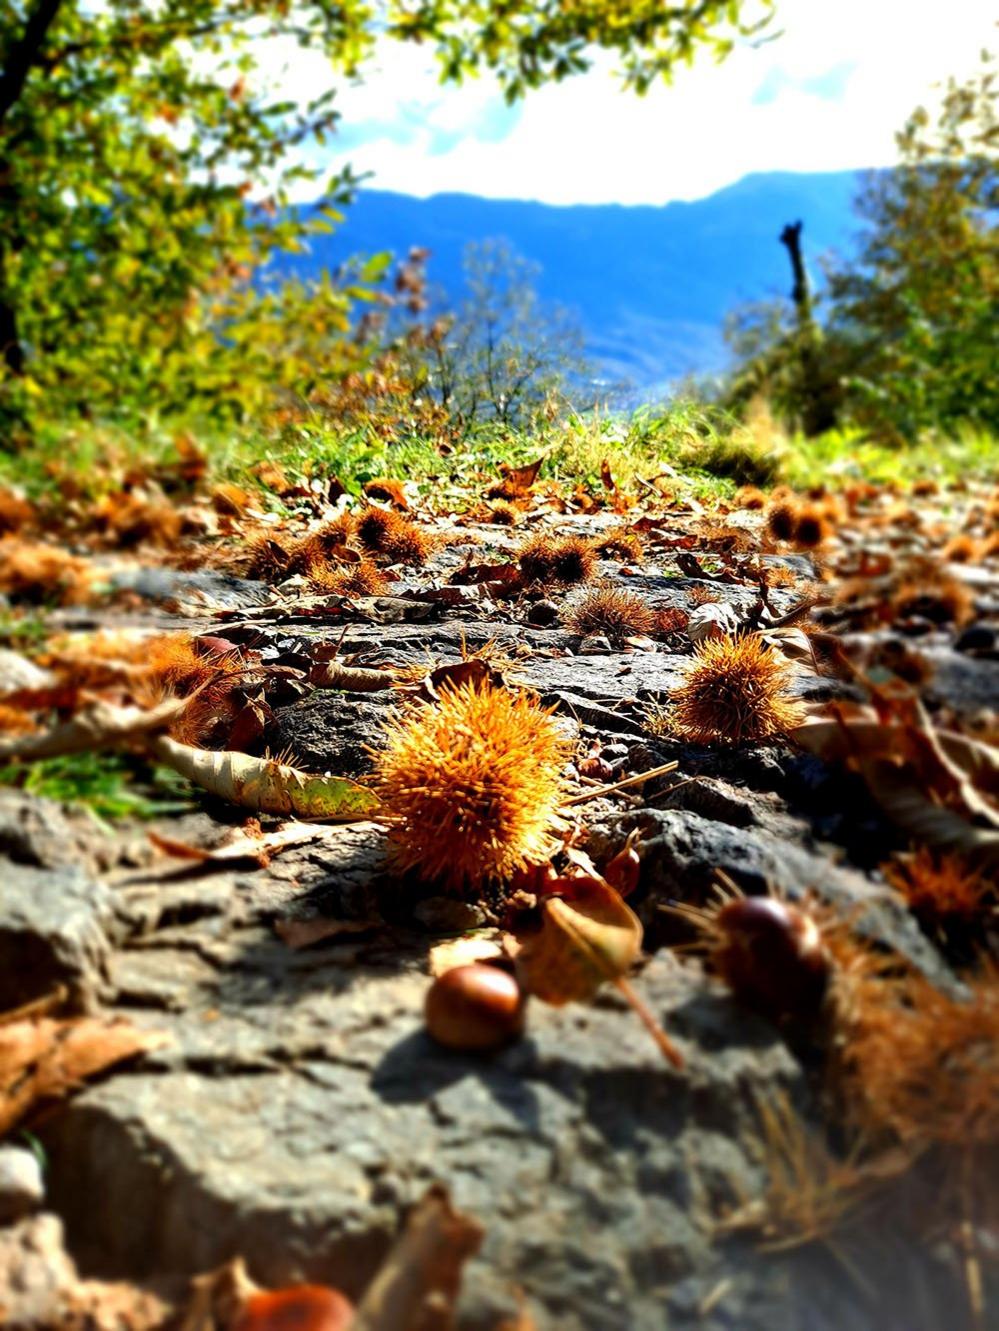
[513,876,642,1005]
[152,736,379,820]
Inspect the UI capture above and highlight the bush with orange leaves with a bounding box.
[372,680,569,894]
[671,633,805,744]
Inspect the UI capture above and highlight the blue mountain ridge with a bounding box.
[276,170,864,393]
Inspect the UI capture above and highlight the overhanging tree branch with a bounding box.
[0,0,64,129]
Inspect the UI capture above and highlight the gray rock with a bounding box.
[0,790,98,872]
[0,862,115,1011]
[0,1146,45,1223]
[42,936,804,1330]
[109,566,271,608]
[2,524,983,1329]
[270,691,395,777]
[577,634,613,655]
[588,807,951,983]
[0,1214,78,1330]
[921,647,999,714]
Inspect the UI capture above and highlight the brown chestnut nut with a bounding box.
[713,896,830,1022]
[425,963,526,1051]
[233,1285,354,1331]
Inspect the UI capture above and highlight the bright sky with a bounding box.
[268,1,997,205]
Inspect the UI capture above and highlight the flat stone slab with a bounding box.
[0,861,115,1012]
[3,520,995,1329]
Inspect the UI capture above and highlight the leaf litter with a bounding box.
[1,453,998,1326]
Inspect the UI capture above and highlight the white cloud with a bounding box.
[257,1,997,203]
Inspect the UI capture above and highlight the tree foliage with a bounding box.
[827,54,999,440]
[724,53,999,442]
[0,0,770,435]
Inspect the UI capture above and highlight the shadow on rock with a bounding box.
[371,1029,544,1134]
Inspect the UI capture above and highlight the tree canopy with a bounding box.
[0,0,770,430]
[826,55,998,439]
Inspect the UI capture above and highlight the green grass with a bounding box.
[0,610,52,654]
[1,404,995,513]
[782,423,999,490]
[0,751,196,823]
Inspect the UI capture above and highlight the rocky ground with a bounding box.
[1,476,997,1329]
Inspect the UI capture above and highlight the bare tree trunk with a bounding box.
[0,287,24,375]
[0,0,64,127]
[779,221,812,323]
[778,219,836,436]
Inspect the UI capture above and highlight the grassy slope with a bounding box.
[2,403,996,511]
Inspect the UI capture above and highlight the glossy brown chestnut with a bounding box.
[425,963,527,1051]
[232,1285,354,1331]
[713,896,830,1021]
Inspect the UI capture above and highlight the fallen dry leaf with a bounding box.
[310,661,395,691]
[488,457,544,499]
[687,601,742,642]
[512,874,684,1068]
[0,695,186,762]
[151,737,380,820]
[351,1185,484,1331]
[513,875,643,1005]
[792,700,999,865]
[0,1016,167,1138]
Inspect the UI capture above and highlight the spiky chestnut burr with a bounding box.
[671,633,804,744]
[517,533,596,587]
[766,500,798,543]
[308,558,388,597]
[356,507,434,565]
[792,503,832,549]
[372,680,569,893]
[566,586,657,640]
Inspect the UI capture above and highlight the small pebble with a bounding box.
[0,1146,44,1224]
[578,635,612,655]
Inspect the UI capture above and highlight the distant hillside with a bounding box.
[277,171,863,394]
